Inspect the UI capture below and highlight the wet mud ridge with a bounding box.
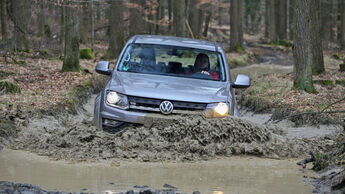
[8,98,332,162]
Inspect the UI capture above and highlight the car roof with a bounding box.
[130,35,221,52]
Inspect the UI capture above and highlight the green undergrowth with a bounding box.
[0,80,21,94]
[80,48,95,60]
[314,80,336,88]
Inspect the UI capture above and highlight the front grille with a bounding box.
[128,96,207,113]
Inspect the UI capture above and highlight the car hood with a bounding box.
[108,72,230,103]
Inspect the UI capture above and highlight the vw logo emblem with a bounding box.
[159,101,174,114]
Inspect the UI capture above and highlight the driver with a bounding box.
[194,53,219,80]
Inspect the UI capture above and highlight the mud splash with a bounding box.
[0,149,314,194]
[8,96,331,162]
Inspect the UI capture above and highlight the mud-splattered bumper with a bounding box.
[99,103,191,128]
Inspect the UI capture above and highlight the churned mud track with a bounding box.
[6,96,334,162]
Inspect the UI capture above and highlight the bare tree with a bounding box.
[129,0,147,37]
[60,1,65,45]
[90,0,94,51]
[203,7,212,37]
[189,0,202,38]
[38,0,46,37]
[168,0,173,33]
[340,0,345,49]
[288,0,295,40]
[293,0,324,92]
[0,0,8,42]
[155,0,166,34]
[265,0,276,42]
[80,1,91,44]
[230,0,243,51]
[321,0,332,47]
[107,0,125,58]
[277,0,287,40]
[11,0,30,51]
[62,2,81,72]
[238,0,244,46]
[173,0,186,37]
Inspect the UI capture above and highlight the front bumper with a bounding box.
[100,103,203,128]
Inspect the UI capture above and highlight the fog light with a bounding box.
[204,102,229,118]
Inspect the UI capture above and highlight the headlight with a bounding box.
[106,91,129,109]
[204,102,229,118]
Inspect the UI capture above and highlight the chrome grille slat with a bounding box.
[128,96,207,111]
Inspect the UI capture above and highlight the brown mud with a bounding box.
[6,96,335,162]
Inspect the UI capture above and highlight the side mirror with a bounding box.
[95,61,112,75]
[232,74,250,88]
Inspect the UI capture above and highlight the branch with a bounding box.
[320,97,345,113]
[185,19,194,39]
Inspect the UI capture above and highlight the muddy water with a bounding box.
[0,149,314,194]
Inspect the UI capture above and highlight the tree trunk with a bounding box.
[277,0,287,40]
[60,2,65,45]
[168,0,173,33]
[90,0,94,51]
[173,0,186,37]
[238,0,244,47]
[251,0,263,34]
[0,0,8,42]
[288,0,294,40]
[155,0,166,34]
[12,0,30,52]
[340,0,345,49]
[38,0,46,37]
[321,0,332,47]
[203,9,212,37]
[293,0,324,92]
[265,0,276,42]
[230,0,238,51]
[230,0,243,51]
[188,0,201,38]
[107,0,125,58]
[129,0,146,37]
[62,2,80,72]
[331,0,338,42]
[80,1,90,44]
[218,0,222,26]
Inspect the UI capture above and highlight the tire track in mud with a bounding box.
[8,97,333,162]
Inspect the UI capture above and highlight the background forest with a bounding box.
[0,1,345,193]
[0,0,344,117]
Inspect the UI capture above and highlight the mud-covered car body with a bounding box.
[94,35,250,129]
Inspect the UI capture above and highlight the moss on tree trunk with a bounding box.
[62,2,80,72]
[293,0,324,93]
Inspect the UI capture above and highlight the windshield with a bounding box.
[117,44,226,81]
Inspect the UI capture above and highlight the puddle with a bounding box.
[0,149,314,193]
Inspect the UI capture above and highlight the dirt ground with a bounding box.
[5,96,334,163]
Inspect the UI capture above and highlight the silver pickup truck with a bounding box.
[94,35,250,130]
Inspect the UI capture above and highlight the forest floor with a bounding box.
[0,37,344,193]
